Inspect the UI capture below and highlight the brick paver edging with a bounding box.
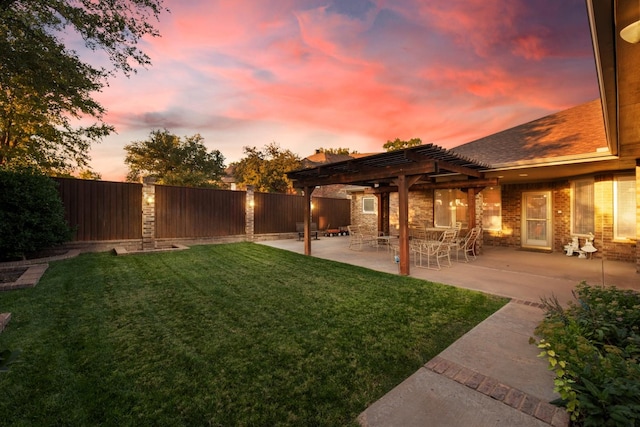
[0,312,10,332]
[425,356,569,427]
[0,264,49,291]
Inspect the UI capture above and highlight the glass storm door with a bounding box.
[522,191,552,250]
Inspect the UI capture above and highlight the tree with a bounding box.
[0,0,167,174]
[314,147,358,155]
[383,138,423,151]
[0,168,72,260]
[124,129,225,187]
[78,169,102,180]
[232,143,301,193]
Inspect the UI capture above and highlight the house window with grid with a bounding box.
[482,186,501,231]
[434,189,468,228]
[614,175,636,240]
[362,196,375,214]
[572,179,594,235]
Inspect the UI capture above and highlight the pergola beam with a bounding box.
[364,178,499,194]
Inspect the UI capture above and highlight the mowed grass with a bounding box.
[0,242,507,426]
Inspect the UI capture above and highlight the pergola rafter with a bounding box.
[287,143,491,275]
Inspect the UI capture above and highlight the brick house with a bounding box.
[289,0,639,274]
[347,97,636,264]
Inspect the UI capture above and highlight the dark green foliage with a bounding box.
[0,0,166,173]
[0,243,506,425]
[383,137,422,151]
[232,142,301,193]
[535,282,640,426]
[124,129,226,187]
[0,169,71,260]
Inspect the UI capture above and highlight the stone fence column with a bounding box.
[245,185,255,241]
[142,177,156,250]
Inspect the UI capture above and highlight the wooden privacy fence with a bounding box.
[54,177,142,241]
[253,192,352,234]
[53,178,351,247]
[155,185,245,238]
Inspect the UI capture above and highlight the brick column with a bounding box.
[142,177,156,250]
[245,186,255,241]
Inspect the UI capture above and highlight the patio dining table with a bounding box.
[423,227,451,241]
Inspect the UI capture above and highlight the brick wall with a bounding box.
[350,175,637,265]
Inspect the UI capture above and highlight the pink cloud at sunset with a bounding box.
[85,0,599,181]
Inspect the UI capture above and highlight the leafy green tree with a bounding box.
[78,169,102,180]
[232,143,301,193]
[124,129,225,187]
[383,137,423,151]
[314,147,357,155]
[0,0,167,174]
[0,168,72,260]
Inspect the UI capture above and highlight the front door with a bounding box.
[522,191,552,250]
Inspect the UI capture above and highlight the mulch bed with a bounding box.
[0,267,28,284]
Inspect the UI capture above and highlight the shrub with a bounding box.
[533,282,640,426]
[0,168,72,260]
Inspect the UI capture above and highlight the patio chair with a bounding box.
[411,229,456,270]
[451,226,481,262]
[348,225,363,250]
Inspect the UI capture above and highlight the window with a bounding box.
[572,179,594,235]
[482,186,501,231]
[614,176,636,240]
[434,189,468,228]
[362,196,375,214]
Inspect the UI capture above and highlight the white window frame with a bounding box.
[482,186,502,231]
[571,178,594,236]
[614,175,636,241]
[362,196,376,214]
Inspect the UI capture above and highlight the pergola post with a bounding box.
[376,193,390,236]
[467,188,477,229]
[303,186,315,255]
[397,175,410,276]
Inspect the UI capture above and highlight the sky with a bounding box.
[83,0,600,182]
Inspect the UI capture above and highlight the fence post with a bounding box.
[142,177,156,250]
[246,186,255,241]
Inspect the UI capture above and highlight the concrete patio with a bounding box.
[259,236,639,426]
[260,236,638,305]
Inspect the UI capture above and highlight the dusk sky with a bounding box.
[85,0,600,182]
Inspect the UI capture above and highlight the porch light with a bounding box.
[621,0,640,44]
[621,20,640,43]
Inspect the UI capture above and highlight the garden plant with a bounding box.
[534,282,640,426]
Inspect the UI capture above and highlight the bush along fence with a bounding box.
[53,177,351,252]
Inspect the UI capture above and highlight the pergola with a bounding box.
[287,144,496,275]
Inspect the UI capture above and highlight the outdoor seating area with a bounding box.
[347,225,390,251]
[380,225,483,270]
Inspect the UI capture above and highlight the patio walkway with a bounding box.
[259,237,639,427]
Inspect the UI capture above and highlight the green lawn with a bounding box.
[0,242,507,426]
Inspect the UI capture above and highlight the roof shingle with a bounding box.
[451,100,607,167]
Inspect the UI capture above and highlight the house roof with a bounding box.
[451,99,609,168]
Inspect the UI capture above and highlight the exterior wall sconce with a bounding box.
[248,200,255,208]
[621,20,640,43]
[621,1,640,44]
[145,194,155,205]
